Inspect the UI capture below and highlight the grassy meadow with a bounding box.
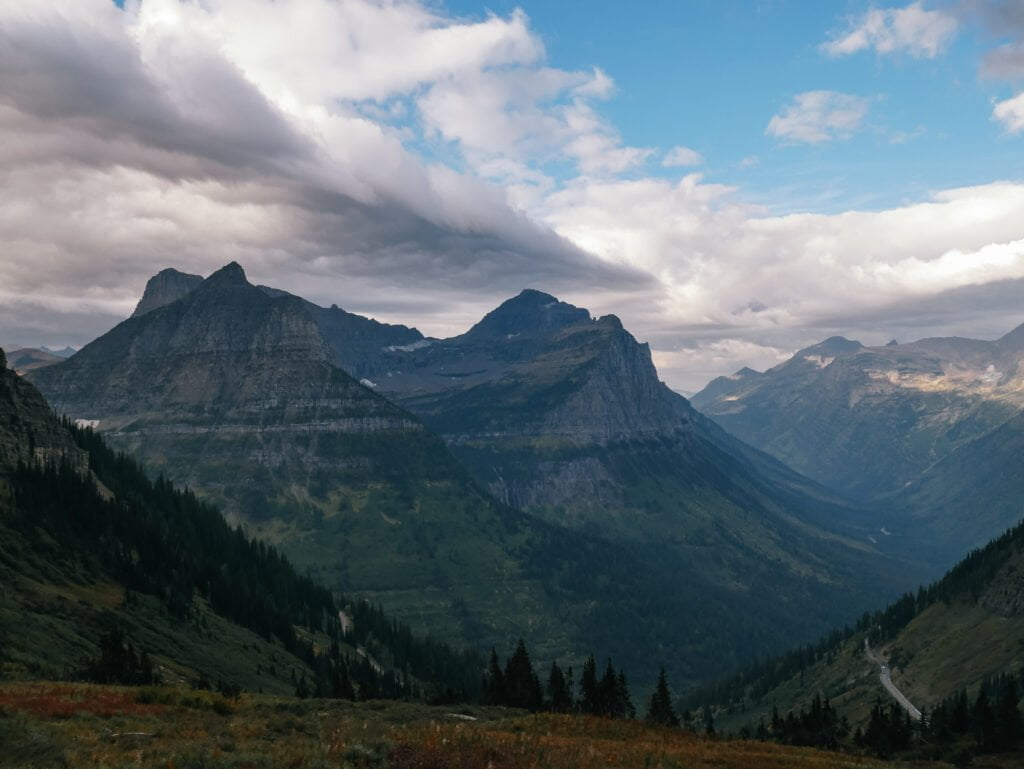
[0,681,954,769]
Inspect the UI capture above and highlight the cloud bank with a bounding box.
[2,0,1024,392]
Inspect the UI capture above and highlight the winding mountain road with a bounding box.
[864,639,922,720]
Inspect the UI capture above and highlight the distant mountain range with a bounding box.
[2,345,75,374]
[27,263,922,686]
[692,327,1024,561]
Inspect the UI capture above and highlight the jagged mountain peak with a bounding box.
[998,320,1024,350]
[465,289,591,339]
[204,261,248,286]
[131,267,203,318]
[797,335,864,357]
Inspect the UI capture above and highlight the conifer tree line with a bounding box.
[6,422,482,701]
[481,640,683,726]
[753,694,849,750]
[482,640,634,717]
[910,671,1022,759]
[737,672,1023,761]
[829,676,1022,761]
[684,515,1024,714]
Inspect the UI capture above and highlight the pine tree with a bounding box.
[996,678,1020,750]
[645,666,680,727]
[548,661,572,713]
[484,647,507,705]
[503,639,542,711]
[579,654,599,715]
[617,671,635,719]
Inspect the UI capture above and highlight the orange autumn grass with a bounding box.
[0,682,166,719]
[0,682,948,769]
[384,714,913,769]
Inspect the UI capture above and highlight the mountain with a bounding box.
[689,513,1024,760]
[0,347,478,698]
[27,266,922,686]
[131,267,204,317]
[362,291,913,583]
[4,347,67,374]
[0,347,86,470]
[887,406,1024,561]
[130,266,426,379]
[691,328,1024,505]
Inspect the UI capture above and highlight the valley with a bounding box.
[25,265,925,689]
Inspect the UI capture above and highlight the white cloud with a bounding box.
[822,1,957,59]
[662,146,703,168]
[418,66,652,178]
[537,177,1024,385]
[4,0,1024,394]
[766,91,869,144]
[0,0,649,331]
[652,340,792,394]
[993,92,1024,133]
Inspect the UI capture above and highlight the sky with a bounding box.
[2,0,1024,392]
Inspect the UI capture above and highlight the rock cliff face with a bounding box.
[376,291,689,442]
[0,347,87,472]
[692,329,1024,502]
[131,267,204,317]
[30,263,422,497]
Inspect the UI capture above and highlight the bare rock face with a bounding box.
[131,267,203,317]
[28,262,429,521]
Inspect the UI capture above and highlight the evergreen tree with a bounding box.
[645,666,680,727]
[579,654,599,715]
[598,659,619,717]
[503,639,542,711]
[548,661,572,713]
[484,648,506,706]
[617,671,636,719]
[996,678,1020,749]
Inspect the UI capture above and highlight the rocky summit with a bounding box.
[131,267,205,317]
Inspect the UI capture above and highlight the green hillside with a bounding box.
[0,351,480,699]
[686,515,1024,761]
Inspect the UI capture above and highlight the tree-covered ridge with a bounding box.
[3,420,482,700]
[685,513,1024,714]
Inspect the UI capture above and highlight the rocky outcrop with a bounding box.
[0,347,87,473]
[131,267,203,317]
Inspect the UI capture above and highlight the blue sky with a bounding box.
[441,0,1022,213]
[4,0,1024,391]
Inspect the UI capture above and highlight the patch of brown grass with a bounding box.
[0,682,165,718]
[385,715,903,769]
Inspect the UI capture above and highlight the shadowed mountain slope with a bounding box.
[29,266,923,686]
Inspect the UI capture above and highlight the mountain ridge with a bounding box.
[27,264,925,686]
